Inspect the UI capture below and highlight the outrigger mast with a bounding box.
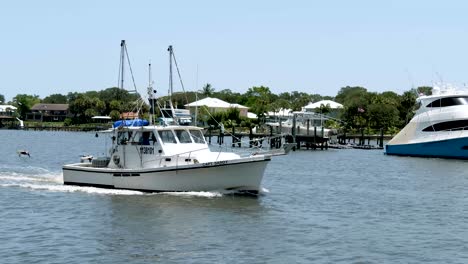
[118,40,138,93]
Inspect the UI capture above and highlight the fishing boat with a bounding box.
[62,122,278,194]
[62,43,290,194]
[386,85,468,159]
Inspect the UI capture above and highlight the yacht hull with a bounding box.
[63,156,270,194]
[386,136,468,159]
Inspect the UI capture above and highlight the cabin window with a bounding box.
[174,129,192,143]
[426,97,468,108]
[134,131,156,145]
[117,131,132,145]
[158,130,177,143]
[422,120,468,132]
[190,130,205,144]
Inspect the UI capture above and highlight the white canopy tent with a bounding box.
[303,100,343,111]
[185,97,249,117]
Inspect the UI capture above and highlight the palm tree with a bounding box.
[200,83,215,97]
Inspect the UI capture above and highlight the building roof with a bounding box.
[31,103,69,111]
[120,112,139,119]
[303,100,343,109]
[267,108,293,117]
[185,97,248,109]
[247,112,258,119]
[0,105,17,112]
[229,103,249,109]
[91,116,111,120]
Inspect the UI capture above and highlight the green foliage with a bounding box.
[244,86,276,117]
[0,94,5,103]
[63,118,73,126]
[13,81,429,134]
[315,103,332,115]
[398,90,417,125]
[207,111,225,127]
[42,93,67,104]
[417,86,432,95]
[200,83,215,97]
[12,94,41,119]
[212,89,243,103]
[109,110,121,121]
[335,86,368,105]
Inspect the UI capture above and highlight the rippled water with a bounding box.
[1,130,468,263]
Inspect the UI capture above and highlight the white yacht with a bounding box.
[386,85,468,159]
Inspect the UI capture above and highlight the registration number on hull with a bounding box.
[203,160,228,166]
[140,146,154,155]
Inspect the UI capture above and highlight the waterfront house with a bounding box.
[0,105,17,127]
[27,103,70,122]
[0,105,17,118]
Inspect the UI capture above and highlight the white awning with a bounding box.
[92,116,111,120]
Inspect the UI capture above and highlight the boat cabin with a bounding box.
[109,126,209,169]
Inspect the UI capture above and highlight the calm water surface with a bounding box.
[1,130,468,263]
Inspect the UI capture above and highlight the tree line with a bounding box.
[0,84,430,133]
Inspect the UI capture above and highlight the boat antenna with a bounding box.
[147,61,156,125]
[118,40,125,89]
[168,45,173,103]
[194,64,199,126]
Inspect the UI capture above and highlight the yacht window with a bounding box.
[426,97,468,107]
[426,99,441,108]
[414,101,421,111]
[422,120,468,132]
[190,129,206,144]
[174,129,192,143]
[158,130,177,143]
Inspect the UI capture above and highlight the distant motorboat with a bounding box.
[386,85,468,159]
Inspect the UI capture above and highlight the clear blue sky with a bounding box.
[1,0,468,102]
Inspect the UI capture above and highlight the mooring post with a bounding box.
[269,126,274,148]
[291,113,296,138]
[306,119,310,135]
[314,126,317,144]
[360,129,364,145]
[249,127,253,148]
[232,126,236,147]
[380,128,384,148]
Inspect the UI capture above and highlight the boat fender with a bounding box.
[113,155,120,165]
[193,159,199,164]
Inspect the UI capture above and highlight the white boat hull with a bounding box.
[63,156,270,194]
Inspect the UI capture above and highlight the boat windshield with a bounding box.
[158,130,177,143]
[174,129,192,143]
[133,131,156,145]
[189,129,205,144]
